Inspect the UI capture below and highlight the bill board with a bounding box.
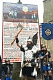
[2,2,40,62]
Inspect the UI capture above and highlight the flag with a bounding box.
[42,23,53,40]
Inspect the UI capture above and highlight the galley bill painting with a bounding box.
[3,2,38,23]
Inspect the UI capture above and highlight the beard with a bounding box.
[27,43,33,50]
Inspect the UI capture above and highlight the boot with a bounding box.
[44,75,48,80]
[49,76,52,80]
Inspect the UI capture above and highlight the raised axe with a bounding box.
[11,23,23,45]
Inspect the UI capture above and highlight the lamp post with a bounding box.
[12,1,22,80]
[17,0,22,4]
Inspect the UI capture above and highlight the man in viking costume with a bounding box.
[16,36,38,80]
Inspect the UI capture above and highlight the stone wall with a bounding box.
[43,0,53,59]
[43,0,53,23]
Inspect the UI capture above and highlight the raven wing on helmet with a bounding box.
[32,32,38,45]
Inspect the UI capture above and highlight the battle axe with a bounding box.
[11,23,23,45]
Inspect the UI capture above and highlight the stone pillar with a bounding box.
[12,62,23,80]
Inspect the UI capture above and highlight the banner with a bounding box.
[42,23,53,40]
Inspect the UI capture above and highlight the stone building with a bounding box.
[41,0,53,59]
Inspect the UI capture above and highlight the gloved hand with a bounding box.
[20,45,25,52]
[16,38,19,43]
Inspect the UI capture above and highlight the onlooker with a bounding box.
[51,59,53,74]
[1,67,5,80]
[40,45,52,80]
[4,60,12,80]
